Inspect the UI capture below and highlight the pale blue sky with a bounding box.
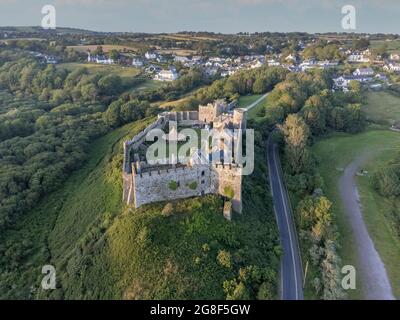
[0,0,399,34]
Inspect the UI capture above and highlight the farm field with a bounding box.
[312,129,400,299]
[370,40,400,54]
[363,91,400,125]
[67,44,138,53]
[57,62,142,78]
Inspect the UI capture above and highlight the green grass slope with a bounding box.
[363,91,400,126]
[312,129,400,298]
[0,120,279,300]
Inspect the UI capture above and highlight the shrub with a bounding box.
[168,180,178,191]
[223,186,235,199]
[161,203,174,216]
[187,181,198,190]
[217,249,232,268]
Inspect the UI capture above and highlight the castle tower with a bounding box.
[233,108,247,130]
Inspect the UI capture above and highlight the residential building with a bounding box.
[154,68,179,82]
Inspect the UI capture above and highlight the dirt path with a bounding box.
[338,155,395,300]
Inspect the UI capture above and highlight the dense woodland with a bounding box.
[250,69,366,299]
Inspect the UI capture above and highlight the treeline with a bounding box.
[262,70,365,299]
[0,57,156,231]
[301,41,343,61]
[372,153,400,239]
[0,58,142,105]
[193,66,289,104]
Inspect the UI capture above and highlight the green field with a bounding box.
[363,91,400,125]
[238,94,263,108]
[57,62,142,78]
[312,130,400,299]
[131,79,165,92]
[370,40,400,54]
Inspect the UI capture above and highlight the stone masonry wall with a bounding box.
[133,164,213,208]
[212,164,243,213]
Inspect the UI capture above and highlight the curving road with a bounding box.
[244,92,270,110]
[266,136,304,300]
[339,156,395,300]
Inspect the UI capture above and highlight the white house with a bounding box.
[250,59,264,69]
[384,63,400,72]
[333,76,351,91]
[145,51,158,60]
[318,60,339,68]
[87,53,114,64]
[390,53,400,61]
[174,56,190,63]
[348,52,369,63]
[285,54,298,63]
[132,58,144,67]
[44,55,58,64]
[353,67,374,77]
[267,59,280,66]
[154,68,179,82]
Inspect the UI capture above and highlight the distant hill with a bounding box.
[0,26,100,35]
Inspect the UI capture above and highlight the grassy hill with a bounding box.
[0,119,280,299]
[312,129,400,298]
[363,91,400,126]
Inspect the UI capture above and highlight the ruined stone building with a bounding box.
[122,100,247,218]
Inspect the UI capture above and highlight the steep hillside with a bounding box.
[0,119,279,299]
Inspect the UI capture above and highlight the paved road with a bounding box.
[244,92,269,110]
[267,137,304,300]
[339,156,394,300]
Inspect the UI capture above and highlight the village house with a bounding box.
[44,55,58,64]
[285,54,298,64]
[267,59,280,66]
[145,51,158,60]
[250,59,264,69]
[174,56,190,63]
[87,52,114,64]
[390,53,400,61]
[154,67,179,82]
[353,67,374,77]
[347,51,370,63]
[384,62,400,72]
[131,57,144,67]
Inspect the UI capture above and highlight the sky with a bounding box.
[0,0,399,34]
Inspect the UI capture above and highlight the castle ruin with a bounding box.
[122,100,247,218]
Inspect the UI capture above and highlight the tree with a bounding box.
[302,95,326,135]
[108,49,120,61]
[217,250,232,268]
[372,165,400,197]
[280,114,311,174]
[104,100,123,127]
[345,103,366,133]
[98,74,122,96]
[348,80,361,92]
[297,196,332,242]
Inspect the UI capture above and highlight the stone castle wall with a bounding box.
[133,164,213,208]
[122,104,245,215]
[131,162,243,213]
